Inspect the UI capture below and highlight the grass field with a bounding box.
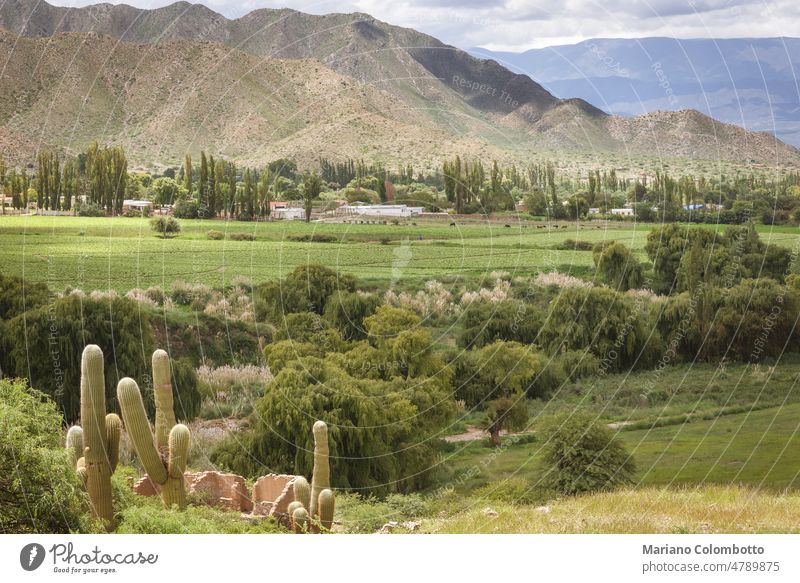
[420,485,800,533]
[438,403,800,496]
[2,214,798,291]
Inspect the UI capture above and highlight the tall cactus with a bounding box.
[309,420,330,519]
[289,421,335,534]
[117,350,190,510]
[78,345,118,531]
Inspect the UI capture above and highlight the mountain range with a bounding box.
[0,0,796,169]
[470,38,800,148]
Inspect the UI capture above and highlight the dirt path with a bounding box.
[445,420,630,443]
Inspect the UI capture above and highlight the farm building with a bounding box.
[336,204,424,218]
[122,199,153,211]
[610,208,635,217]
[272,205,306,220]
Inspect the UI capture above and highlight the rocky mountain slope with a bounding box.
[471,37,800,147]
[0,0,796,168]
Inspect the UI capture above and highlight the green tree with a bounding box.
[150,216,182,238]
[540,410,635,495]
[0,379,93,533]
[302,172,322,223]
[593,241,644,291]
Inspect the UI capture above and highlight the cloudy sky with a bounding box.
[49,0,800,50]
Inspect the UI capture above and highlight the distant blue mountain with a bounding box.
[469,38,800,146]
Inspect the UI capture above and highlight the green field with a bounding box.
[438,403,800,497]
[2,215,797,291]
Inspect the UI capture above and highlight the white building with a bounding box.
[272,206,306,220]
[610,208,635,217]
[336,204,424,218]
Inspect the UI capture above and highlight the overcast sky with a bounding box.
[49,0,800,50]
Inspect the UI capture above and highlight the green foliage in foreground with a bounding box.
[0,379,92,533]
[540,411,636,495]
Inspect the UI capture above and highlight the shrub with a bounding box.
[173,200,199,219]
[207,230,224,240]
[76,202,104,217]
[229,232,256,241]
[539,411,635,495]
[557,239,595,251]
[473,478,552,506]
[0,379,93,533]
[116,498,284,534]
[150,216,181,238]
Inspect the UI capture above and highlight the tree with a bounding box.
[198,151,209,216]
[302,172,322,223]
[457,300,544,349]
[0,379,93,533]
[183,153,193,197]
[255,264,358,322]
[454,341,544,445]
[593,241,643,291]
[5,295,155,423]
[151,177,187,206]
[150,216,182,238]
[259,167,272,218]
[540,410,635,495]
[323,290,381,341]
[541,286,658,372]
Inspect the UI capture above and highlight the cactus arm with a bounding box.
[80,345,114,530]
[65,425,84,467]
[152,349,177,451]
[310,420,330,518]
[116,377,168,485]
[293,476,311,510]
[105,413,121,473]
[318,489,335,531]
[159,423,190,510]
[167,424,190,479]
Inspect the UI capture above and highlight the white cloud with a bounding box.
[48,0,800,51]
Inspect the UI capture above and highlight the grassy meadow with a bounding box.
[2,214,798,291]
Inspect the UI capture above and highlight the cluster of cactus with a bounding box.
[288,420,336,533]
[117,349,191,510]
[65,345,121,531]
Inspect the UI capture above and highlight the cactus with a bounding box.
[309,420,330,519]
[292,507,308,534]
[65,425,83,467]
[117,350,190,510]
[318,488,335,531]
[287,501,304,530]
[78,345,118,531]
[293,476,311,510]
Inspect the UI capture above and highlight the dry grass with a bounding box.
[421,486,800,534]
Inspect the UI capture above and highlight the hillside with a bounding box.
[0,1,797,168]
[471,37,800,147]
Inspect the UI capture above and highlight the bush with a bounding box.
[207,230,224,240]
[150,216,181,238]
[473,478,552,506]
[229,232,256,241]
[76,202,104,217]
[539,411,635,495]
[173,200,199,219]
[335,492,427,533]
[0,379,93,533]
[116,497,284,534]
[557,239,595,251]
